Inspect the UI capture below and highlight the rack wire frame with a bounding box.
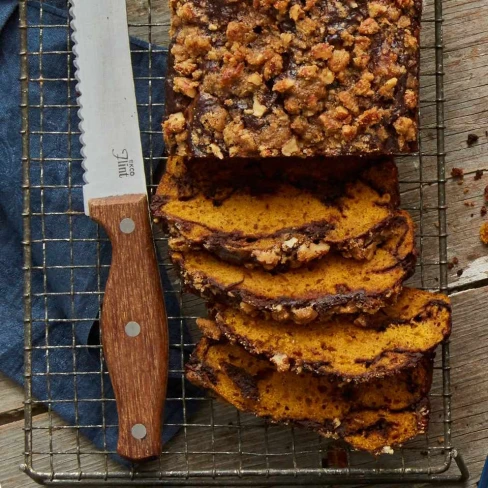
[20,0,470,485]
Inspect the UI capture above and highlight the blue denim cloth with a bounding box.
[481,457,488,488]
[0,0,193,465]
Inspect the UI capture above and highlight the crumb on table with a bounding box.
[447,256,458,270]
[451,167,464,179]
[467,133,479,146]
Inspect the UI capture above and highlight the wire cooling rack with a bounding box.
[20,0,470,485]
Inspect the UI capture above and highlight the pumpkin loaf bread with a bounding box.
[197,287,451,381]
[164,0,421,158]
[186,339,431,454]
[171,210,417,323]
[153,156,402,269]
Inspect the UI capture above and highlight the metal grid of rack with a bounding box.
[20,0,469,484]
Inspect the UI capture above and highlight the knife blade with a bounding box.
[69,0,168,462]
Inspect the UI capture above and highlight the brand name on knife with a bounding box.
[113,149,135,178]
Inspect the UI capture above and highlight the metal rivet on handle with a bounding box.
[131,424,147,440]
[120,218,135,234]
[125,321,141,337]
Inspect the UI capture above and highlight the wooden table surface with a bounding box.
[3,0,488,486]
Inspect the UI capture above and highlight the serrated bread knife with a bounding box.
[69,0,168,462]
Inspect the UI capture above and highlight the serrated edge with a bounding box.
[68,0,89,184]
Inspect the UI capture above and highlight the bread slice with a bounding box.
[172,210,417,323]
[197,288,450,382]
[152,156,400,270]
[186,339,431,454]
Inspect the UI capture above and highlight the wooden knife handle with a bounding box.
[89,193,168,462]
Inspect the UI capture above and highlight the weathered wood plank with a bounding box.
[0,375,24,416]
[0,413,119,488]
[437,0,488,290]
[127,0,170,46]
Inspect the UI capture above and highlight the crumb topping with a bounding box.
[164,0,421,158]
